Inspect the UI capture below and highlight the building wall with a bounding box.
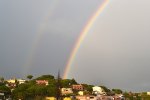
[72,84,83,90]
[7,79,16,84]
[45,97,56,100]
[61,88,73,95]
[36,80,49,85]
[147,92,150,95]
[92,86,105,95]
[17,79,26,84]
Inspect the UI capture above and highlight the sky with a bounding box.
[0,0,150,92]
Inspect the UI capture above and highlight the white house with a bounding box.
[78,91,84,96]
[17,79,26,84]
[6,79,16,84]
[92,86,106,95]
[147,92,150,95]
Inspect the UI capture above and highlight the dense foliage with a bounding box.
[112,89,122,94]
[27,75,33,80]
[11,75,78,99]
[1,74,150,100]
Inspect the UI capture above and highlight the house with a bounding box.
[6,79,16,84]
[147,92,150,95]
[78,91,84,96]
[6,78,26,88]
[87,96,98,100]
[76,95,88,100]
[17,79,26,84]
[6,78,17,88]
[45,97,56,100]
[36,80,49,85]
[63,97,71,100]
[92,86,106,95]
[61,88,73,95]
[72,84,84,91]
[6,83,16,88]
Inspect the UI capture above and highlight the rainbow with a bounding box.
[63,0,109,79]
[22,0,59,75]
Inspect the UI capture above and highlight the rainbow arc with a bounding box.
[63,0,109,79]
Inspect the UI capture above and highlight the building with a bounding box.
[61,88,73,95]
[17,79,26,84]
[45,97,56,100]
[63,97,71,100]
[36,80,49,85]
[76,96,88,100]
[92,86,106,95]
[76,95,98,100]
[6,78,17,88]
[147,92,150,95]
[72,84,83,91]
[78,91,84,96]
[6,79,16,84]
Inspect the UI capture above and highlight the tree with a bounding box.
[27,75,33,80]
[100,86,110,92]
[61,79,76,88]
[85,85,93,93]
[36,75,54,80]
[0,77,5,86]
[0,85,11,93]
[12,74,58,99]
[56,71,62,100]
[0,77,4,82]
[112,89,123,94]
[46,85,57,96]
[71,78,77,84]
[12,83,30,99]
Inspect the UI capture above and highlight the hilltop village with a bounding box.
[0,74,150,100]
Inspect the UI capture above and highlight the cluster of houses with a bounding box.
[6,78,26,89]
[0,78,126,100]
[61,85,106,96]
[0,78,137,100]
[0,78,26,99]
[4,78,49,89]
[60,85,111,100]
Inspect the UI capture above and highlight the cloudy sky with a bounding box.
[0,0,150,92]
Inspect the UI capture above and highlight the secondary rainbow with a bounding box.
[22,0,59,75]
[63,0,109,79]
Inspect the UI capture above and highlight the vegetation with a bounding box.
[61,79,77,88]
[35,75,54,80]
[112,89,122,94]
[0,85,11,93]
[12,75,56,99]
[27,75,33,80]
[82,84,93,93]
[1,74,150,99]
[11,74,79,99]
[0,77,4,82]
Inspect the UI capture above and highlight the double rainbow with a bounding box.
[63,0,109,79]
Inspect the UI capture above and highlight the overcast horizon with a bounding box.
[1,0,150,92]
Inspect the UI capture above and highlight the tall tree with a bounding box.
[27,75,33,80]
[56,71,62,100]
